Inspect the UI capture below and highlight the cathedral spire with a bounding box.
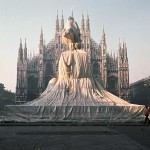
[24,38,27,61]
[86,13,90,34]
[39,27,45,56]
[55,10,59,32]
[81,12,85,32]
[61,10,64,30]
[16,38,28,103]
[101,26,106,56]
[18,38,23,61]
[20,38,22,48]
[118,38,122,58]
[100,26,107,88]
[24,38,27,48]
[123,39,127,58]
[71,9,73,17]
[102,25,106,42]
[40,26,43,45]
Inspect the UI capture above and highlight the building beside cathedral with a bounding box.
[16,12,130,104]
[130,76,150,105]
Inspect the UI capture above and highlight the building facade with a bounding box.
[0,83,15,110]
[16,12,130,104]
[130,76,150,105]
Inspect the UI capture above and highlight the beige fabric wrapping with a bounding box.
[5,50,144,122]
[23,50,132,106]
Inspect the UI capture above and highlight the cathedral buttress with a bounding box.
[122,40,130,100]
[23,39,28,100]
[16,39,28,104]
[38,27,44,94]
[118,39,123,97]
[86,14,91,59]
[100,27,107,89]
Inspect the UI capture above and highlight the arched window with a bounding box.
[27,75,39,101]
[44,62,53,88]
[28,76,38,91]
[93,62,100,75]
[107,76,118,96]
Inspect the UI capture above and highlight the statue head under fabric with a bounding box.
[62,16,81,50]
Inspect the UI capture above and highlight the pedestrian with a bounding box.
[143,106,150,124]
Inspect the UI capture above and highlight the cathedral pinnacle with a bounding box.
[123,38,127,58]
[101,26,106,47]
[61,10,64,30]
[18,38,23,61]
[102,25,105,39]
[111,49,113,57]
[118,38,122,58]
[24,38,27,61]
[40,26,43,45]
[86,13,90,33]
[71,9,73,17]
[57,10,58,18]
[25,38,27,48]
[123,38,127,49]
[55,10,59,31]
[87,13,89,20]
[81,12,85,31]
[20,38,22,48]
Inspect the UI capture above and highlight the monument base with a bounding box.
[4,105,144,123]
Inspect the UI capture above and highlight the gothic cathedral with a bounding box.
[16,12,130,104]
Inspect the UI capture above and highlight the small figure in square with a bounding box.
[144,106,150,124]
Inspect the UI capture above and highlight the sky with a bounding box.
[0,0,150,92]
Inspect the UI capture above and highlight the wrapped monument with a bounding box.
[5,17,144,122]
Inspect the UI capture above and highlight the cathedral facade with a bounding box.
[16,13,130,104]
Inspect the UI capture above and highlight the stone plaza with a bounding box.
[0,124,150,150]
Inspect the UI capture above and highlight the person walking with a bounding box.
[144,106,150,124]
